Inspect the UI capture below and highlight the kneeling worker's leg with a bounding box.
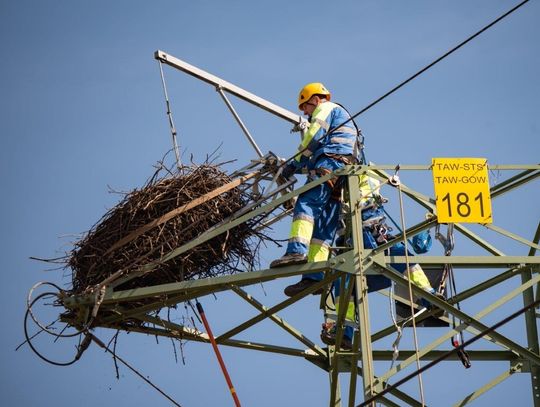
[321,274,354,349]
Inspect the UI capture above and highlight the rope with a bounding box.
[390,171,425,406]
[158,60,182,170]
[23,287,183,406]
[386,285,429,388]
[435,224,471,367]
[394,170,426,406]
[26,282,82,338]
[387,284,403,376]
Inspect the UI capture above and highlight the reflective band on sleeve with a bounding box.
[334,126,357,135]
[296,103,334,162]
[330,136,355,146]
[300,138,319,158]
[296,121,322,162]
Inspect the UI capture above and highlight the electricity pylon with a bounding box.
[26,52,540,406]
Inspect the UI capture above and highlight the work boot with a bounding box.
[320,323,353,350]
[419,292,445,318]
[283,279,324,297]
[428,292,446,318]
[269,253,307,268]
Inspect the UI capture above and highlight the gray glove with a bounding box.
[281,163,296,179]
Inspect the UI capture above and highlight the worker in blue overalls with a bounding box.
[271,83,436,349]
[270,82,358,281]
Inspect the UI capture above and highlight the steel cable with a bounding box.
[279,0,531,169]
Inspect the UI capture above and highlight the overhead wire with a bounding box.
[23,292,85,366]
[278,0,531,169]
[24,1,531,404]
[325,0,531,135]
[89,333,184,407]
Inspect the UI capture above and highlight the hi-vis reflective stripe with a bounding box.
[293,213,314,223]
[408,264,433,291]
[290,218,314,244]
[298,138,320,158]
[289,236,311,245]
[359,172,381,206]
[310,238,330,248]
[333,126,357,135]
[335,300,356,322]
[308,241,330,262]
[315,118,330,130]
[301,148,312,157]
[330,136,355,146]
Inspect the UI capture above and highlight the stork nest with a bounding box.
[67,163,269,294]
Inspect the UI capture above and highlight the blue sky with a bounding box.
[2,1,539,406]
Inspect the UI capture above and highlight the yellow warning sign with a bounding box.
[432,158,492,223]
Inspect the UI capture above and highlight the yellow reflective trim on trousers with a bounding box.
[408,264,433,291]
[290,219,314,242]
[289,236,310,245]
[336,300,356,322]
[293,213,313,223]
[307,242,330,262]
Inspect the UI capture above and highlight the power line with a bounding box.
[329,0,531,134]
[90,334,183,407]
[281,0,531,168]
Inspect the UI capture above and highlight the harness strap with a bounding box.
[310,167,342,201]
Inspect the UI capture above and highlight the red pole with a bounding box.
[196,301,242,407]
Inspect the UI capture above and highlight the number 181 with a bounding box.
[441,192,485,218]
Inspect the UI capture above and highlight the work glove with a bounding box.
[283,196,297,210]
[281,163,297,180]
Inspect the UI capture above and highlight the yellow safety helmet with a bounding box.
[297,82,331,109]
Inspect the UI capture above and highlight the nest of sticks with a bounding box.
[67,162,268,294]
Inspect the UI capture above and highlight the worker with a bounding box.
[270,82,358,293]
[271,83,437,349]
[320,173,439,349]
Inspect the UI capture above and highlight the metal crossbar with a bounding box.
[54,163,540,407]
